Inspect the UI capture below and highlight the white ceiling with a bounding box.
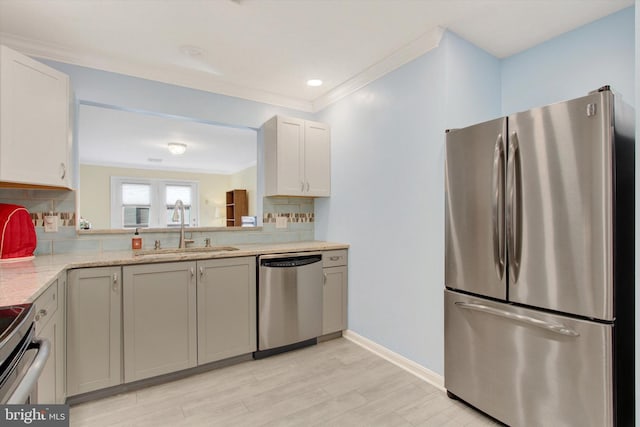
[0,0,633,173]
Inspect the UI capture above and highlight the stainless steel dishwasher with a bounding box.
[255,252,323,358]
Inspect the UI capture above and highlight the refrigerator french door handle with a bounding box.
[492,134,505,280]
[507,131,521,283]
[454,301,580,337]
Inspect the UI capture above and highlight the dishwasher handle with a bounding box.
[260,254,322,268]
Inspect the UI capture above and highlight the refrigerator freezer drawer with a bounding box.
[444,290,614,427]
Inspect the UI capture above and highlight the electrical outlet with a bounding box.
[44,215,59,233]
[275,217,288,229]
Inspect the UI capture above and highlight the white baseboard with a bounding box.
[343,330,445,392]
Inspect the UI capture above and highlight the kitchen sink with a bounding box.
[133,246,239,256]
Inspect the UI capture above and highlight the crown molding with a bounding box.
[0,33,80,63]
[1,28,444,114]
[312,26,445,112]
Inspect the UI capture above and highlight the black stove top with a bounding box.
[0,304,34,368]
[0,305,30,341]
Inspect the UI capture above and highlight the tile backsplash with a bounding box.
[31,211,76,227]
[0,189,315,255]
[262,196,314,223]
[0,189,76,227]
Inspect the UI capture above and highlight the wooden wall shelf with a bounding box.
[225,190,248,227]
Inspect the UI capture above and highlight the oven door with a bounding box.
[0,323,50,404]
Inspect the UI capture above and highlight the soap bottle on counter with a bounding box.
[132,228,142,250]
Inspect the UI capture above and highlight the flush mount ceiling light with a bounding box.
[167,142,187,155]
[306,79,323,87]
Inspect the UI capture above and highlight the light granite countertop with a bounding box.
[0,241,348,307]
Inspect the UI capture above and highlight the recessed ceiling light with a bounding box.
[168,142,187,155]
[306,79,323,87]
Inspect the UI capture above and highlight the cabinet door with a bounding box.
[197,257,256,364]
[34,278,60,404]
[123,262,197,382]
[275,116,305,195]
[55,272,66,403]
[67,267,122,396]
[0,45,70,188]
[304,120,331,197]
[322,266,348,334]
[36,315,57,403]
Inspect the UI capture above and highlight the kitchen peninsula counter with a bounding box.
[0,241,349,306]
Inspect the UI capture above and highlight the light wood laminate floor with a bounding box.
[69,338,498,426]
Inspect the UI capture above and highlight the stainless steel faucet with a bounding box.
[172,199,194,249]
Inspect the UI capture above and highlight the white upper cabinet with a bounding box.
[0,45,72,188]
[303,120,331,196]
[263,115,330,197]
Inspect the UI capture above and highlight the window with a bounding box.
[111,177,199,229]
[121,183,151,228]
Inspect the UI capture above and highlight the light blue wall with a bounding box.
[315,31,500,373]
[501,6,635,114]
[441,32,502,128]
[315,43,447,370]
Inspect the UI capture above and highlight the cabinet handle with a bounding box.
[454,302,579,337]
[190,267,195,278]
[330,256,340,261]
[199,266,204,278]
[306,182,310,192]
[301,181,305,192]
[60,163,66,180]
[323,273,327,285]
[112,272,118,292]
[35,308,48,322]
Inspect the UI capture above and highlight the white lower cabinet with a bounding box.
[197,257,256,364]
[67,267,122,396]
[123,262,197,382]
[322,250,348,335]
[34,274,65,403]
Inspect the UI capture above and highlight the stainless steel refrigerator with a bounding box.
[444,86,635,426]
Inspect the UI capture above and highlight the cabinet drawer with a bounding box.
[323,250,347,268]
[34,280,58,333]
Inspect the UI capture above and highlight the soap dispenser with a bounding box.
[132,228,142,250]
